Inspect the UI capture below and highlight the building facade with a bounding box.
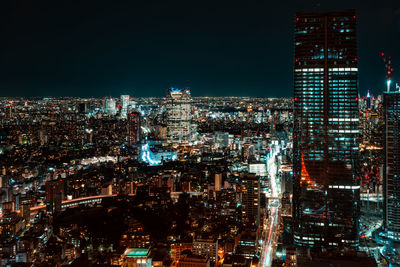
[293,10,360,248]
[128,112,141,146]
[170,242,193,260]
[383,92,400,241]
[122,248,151,267]
[240,175,260,226]
[105,98,117,115]
[46,179,64,215]
[166,88,192,145]
[193,237,218,262]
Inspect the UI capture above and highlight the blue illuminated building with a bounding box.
[383,92,400,242]
[140,142,177,166]
[293,10,360,248]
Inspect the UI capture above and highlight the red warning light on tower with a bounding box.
[381,52,394,92]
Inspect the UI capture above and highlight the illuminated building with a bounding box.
[240,175,260,225]
[248,163,267,177]
[293,10,360,247]
[285,247,297,267]
[166,88,192,144]
[128,112,141,146]
[121,95,131,119]
[105,98,117,115]
[0,213,24,236]
[383,92,400,241]
[236,230,258,259]
[215,173,222,192]
[120,232,150,249]
[122,248,151,267]
[170,243,193,260]
[39,130,47,146]
[45,179,64,215]
[140,142,178,166]
[193,237,218,262]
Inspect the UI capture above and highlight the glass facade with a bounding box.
[293,10,360,248]
[166,88,192,144]
[383,92,400,241]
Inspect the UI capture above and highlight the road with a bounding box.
[260,144,281,267]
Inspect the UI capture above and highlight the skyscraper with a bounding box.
[105,98,117,116]
[121,95,130,119]
[128,112,141,146]
[293,10,360,248]
[383,92,400,241]
[46,179,64,215]
[241,174,260,226]
[166,88,192,144]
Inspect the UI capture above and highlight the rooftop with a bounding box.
[123,248,150,258]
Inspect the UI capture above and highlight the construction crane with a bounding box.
[381,52,394,92]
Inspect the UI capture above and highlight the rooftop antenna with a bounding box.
[381,52,393,92]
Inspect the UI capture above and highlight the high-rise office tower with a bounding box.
[46,179,64,215]
[166,88,192,144]
[128,112,141,146]
[293,10,360,248]
[105,98,117,115]
[383,92,400,241]
[121,95,130,119]
[241,175,260,226]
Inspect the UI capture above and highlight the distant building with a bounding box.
[166,88,192,144]
[121,95,131,119]
[46,179,64,215]
[0,212,25,236]
[105,98,117,115]
[383,92,400,241]
[77,102,88,114]
[293,9,360,248]
[128,112,141,146]
[215,173,222,192]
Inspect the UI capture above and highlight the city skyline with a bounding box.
[1,0,399,98]
[1,2,400,266]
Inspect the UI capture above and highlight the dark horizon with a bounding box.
[1,0,399,98]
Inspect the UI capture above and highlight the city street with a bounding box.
[260,144,281,267]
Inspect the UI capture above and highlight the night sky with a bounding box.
[1,0,399,98]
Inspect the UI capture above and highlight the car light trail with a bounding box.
[261,144,281,267]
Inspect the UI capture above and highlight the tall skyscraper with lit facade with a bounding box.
[121,95,130,119]
[128,112,141,146]
[241,174,260,226]
[166,88,192,144]
[105,98,117,115]
[383,92,400,241]
[293,10,360,248]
